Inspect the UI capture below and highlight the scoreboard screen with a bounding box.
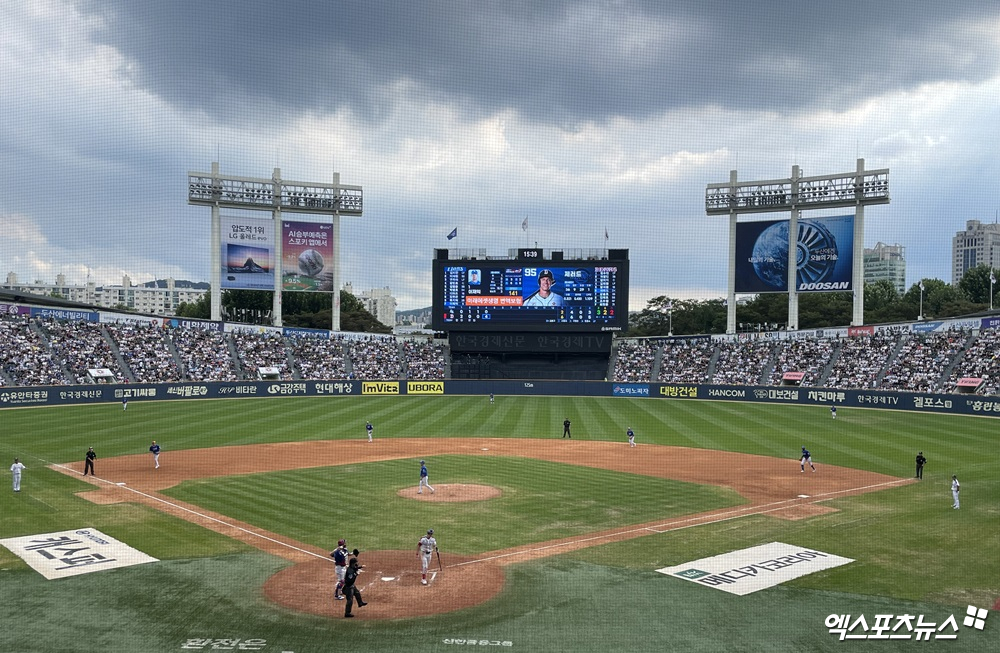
[432,258,629,332]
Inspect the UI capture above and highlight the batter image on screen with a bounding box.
[522,269,564,306]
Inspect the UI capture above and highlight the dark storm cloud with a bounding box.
[84,1,1000,124]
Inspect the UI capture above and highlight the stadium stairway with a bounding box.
[103,325,135,382]
[815,339,845,387]
[938,330,977,392]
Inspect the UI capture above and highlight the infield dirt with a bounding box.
[56,438,911,619]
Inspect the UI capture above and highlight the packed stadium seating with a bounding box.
[4,310,1000,395]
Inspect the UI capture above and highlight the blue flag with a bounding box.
[447,227,458,240]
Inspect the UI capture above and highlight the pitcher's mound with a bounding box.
[397,483,502,501]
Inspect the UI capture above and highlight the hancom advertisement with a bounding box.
[282,220,334,292]
[221,216,274,290]
[735,215,854,293]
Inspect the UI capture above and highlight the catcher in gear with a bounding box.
[330,539,349,599]
[417,528,438,585]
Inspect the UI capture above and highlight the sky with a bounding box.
[3,1,1000,311]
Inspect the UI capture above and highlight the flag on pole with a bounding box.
[919,280,924,291]
[665,301,673,310]
[447,227,458,240]
[604,227,609,241]
[521,217,528,232]
[991,270,996,285]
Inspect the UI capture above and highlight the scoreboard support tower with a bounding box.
[706,159,889,333]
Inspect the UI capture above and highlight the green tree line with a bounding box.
[174,289,391,333]
[626,264,1000,337]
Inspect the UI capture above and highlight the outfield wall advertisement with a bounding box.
[4,379,1000,418]
[735,215,854,293]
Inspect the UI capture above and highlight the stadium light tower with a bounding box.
[187,163,362,330]
[706,159,889,334]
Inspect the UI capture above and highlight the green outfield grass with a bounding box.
[1,395,997,652]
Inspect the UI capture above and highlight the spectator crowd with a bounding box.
[4,313,1000,397]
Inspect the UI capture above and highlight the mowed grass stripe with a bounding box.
[161,456,745,554]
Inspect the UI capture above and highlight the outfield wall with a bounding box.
[3,379,999,418]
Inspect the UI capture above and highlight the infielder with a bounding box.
[627,427,635,447]
[331,539,349,599]
[417,528,437,585]
[951,475,960,509]
[365,421,373,443]
[800,447,816,472]
[149,440,161,469]
[418,460,435,494]
[11,457,25,492]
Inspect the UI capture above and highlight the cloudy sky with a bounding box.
[3,1,1000,311]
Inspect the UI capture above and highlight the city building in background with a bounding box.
[343,283,397,328]
[952,219,1000,285]
[3,273,207,316]
[863,242,907,296]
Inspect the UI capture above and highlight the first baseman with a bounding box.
[800,447,816,472]
[365,421,373,443]
[627,427,635,447]
[149,440,161,469]
[417,528,437,585]
[418,460,435,494]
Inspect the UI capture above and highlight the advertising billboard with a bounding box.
[281,220,334,292]
[735,215,854,293]
[432,258,629,332]
[221,216,274,290]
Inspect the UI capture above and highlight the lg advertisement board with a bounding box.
[735,215,854,293]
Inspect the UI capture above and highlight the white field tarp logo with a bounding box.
[656,542,853,596]
[0,528,158,580]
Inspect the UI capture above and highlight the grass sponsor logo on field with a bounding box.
[0,528,158,580]
[656,542,853,596]
[673,568,710,580]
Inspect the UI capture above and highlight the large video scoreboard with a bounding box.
[432,255,629,332]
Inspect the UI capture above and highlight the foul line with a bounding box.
[451,477,913,568]
[46,460,330,563]
[44,455,912,573]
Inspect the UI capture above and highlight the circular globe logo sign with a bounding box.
[750,221,838,290]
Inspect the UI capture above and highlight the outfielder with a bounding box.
[365,421,373,443]
[417,528,437,585]
[149,440,161,469]
[11,457,25,492]
[627,427,635,447]
[418,460,435,494]
[331,539,349,599]
[951,475,960,509]
[800,447,816,473]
